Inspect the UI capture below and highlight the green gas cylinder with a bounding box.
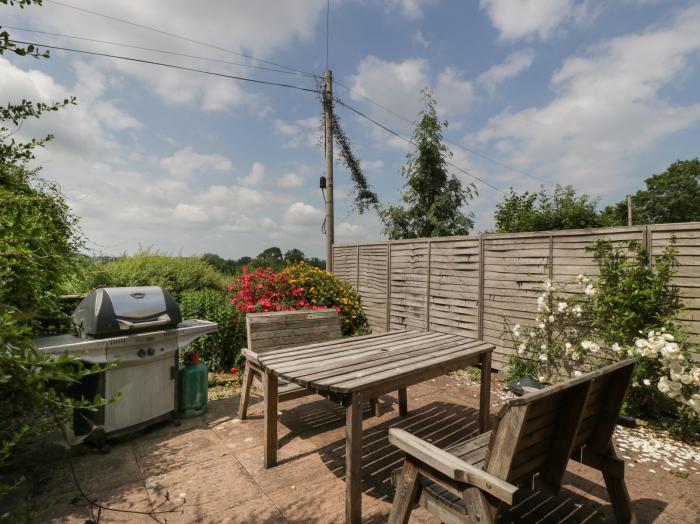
[178,352,208,417]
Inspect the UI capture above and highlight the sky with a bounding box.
[2,0,700,259]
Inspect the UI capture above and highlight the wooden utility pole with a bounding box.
[627,195,632,226]
[324,69,334,272]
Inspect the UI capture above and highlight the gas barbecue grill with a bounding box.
[34,286,217,441]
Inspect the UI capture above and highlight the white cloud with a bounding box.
[475,4,700,193]
[337,221,368,239]
[360,159,385,171]
[238,161,265,186]
[274,117,319,148]
[479,0,594,41]
[385,0,436,19]
[413,29,430,48]
[477,49,535,94]
[159,147,233,179]
[284,202,324,225]
[277,172,305,188]
[348,56,475,145]
[6,0,326,112]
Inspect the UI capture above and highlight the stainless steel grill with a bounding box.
[34,287,217,442]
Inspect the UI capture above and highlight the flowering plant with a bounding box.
[625,330,700,416]
[506,275,617,383]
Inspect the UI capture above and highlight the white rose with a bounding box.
[643,379,651,386]
[584,284,597,296]
[680,374,692,385]
[557,302,567,313]
[548,315,555,323]
[658,376,671,394]
[530,330,537,338]
[574,370,582,377]
[538,353,548,362]
[540,344,547,351]
[538,323,546,330]
[689,394,700,415]
[663,333,675,342]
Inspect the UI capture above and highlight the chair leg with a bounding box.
[388,460,422,524]
[603,443,638,523]
[370,398,381,417]
[398,388,408,416]
[237,365,255,420]
[463,487,498,524]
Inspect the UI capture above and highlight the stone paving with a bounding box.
[11,374,700,523]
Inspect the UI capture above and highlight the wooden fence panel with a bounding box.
[358,243,389,332]
[332,221,700,370]
[428,238,480,338]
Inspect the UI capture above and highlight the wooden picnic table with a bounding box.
[257,329,495,524]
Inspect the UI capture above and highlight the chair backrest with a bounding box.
[246,309,342,356]
[484,360,635,488]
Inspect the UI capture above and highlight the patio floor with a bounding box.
[11,373,700,523]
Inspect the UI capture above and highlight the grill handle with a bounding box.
[116,314,171,331]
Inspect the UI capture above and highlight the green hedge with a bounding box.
[89,251,227,300]
[179,289,241,371]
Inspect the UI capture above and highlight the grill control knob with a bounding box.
[147,347,155,356]
[137,349,146,358]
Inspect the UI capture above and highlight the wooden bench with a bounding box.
[388,360,637,523]
[237,309,343,419]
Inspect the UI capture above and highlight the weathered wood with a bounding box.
[263,369,278,469]
[398,387,408,416]
[346,391,363,524]
[388,429,517,504]
[237,364,254,420]
[462,487,497,524]
[479,351,492,433]
[388,459,422,524]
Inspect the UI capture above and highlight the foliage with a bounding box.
[506,239,699,435]
[283,248,305,265]
[89,250,228,300]
[505,276,608,383]
[380,89,475,239]
[602,159,700,225]
[284,261,367,335]
[589,240,680,346]
[494,185,603,233]
[0,165,85,334]
[179,289,240,372]
[0,307,109,514]
[319,89,379,213]
[200,252,239,275]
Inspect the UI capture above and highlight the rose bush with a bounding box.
[223,264,368,366]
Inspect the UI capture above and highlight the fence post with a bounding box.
[356,243,360,290]
[425,240,432,331]
[643,225,652,266]
[386,241,392,332]
[477,233,485,340]
[548,234,555,281]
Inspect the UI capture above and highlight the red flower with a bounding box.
[334,306,341,314]
[241,266,247,273]
[230,367,239,374]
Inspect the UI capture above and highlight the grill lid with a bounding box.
[73,286,181,338]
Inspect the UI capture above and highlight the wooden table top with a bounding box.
[257,330,494,394]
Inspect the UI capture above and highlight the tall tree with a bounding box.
[601,159,700,225]
[379,89,476,239]
[494,185,603,233]
[283,248,305,264]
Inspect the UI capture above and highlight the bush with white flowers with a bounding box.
[507,274,618,383]
[626,330,700,416]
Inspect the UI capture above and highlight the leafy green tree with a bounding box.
[379,89,476,239]
[283,248,305,264]
[257,246,283,263]
[602,159,700,225]
[494,185,603,233]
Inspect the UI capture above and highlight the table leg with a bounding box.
[346,392,363,524]
[398,388,408,416]
[263,369,278,468]
[479,352,492,433]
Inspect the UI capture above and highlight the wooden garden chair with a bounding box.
[237,309,343,419]
[388,359,638,523]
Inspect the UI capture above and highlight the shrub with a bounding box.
[179,289,240,372]
[89,250,228,300]
[506,239,699,436]
[284,261,367,335]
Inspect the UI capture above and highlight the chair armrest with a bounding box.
[241,347,257,359]
[389,428,517,504]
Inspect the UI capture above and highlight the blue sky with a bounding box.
[2,0,699,258]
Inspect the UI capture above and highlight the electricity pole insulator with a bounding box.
[324,69,334,272]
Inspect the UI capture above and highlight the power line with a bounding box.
[4,26,316,78]
[334,98,507,195]
[43,0,314,77]
[9,40,320,93]
[334,80,548,185]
